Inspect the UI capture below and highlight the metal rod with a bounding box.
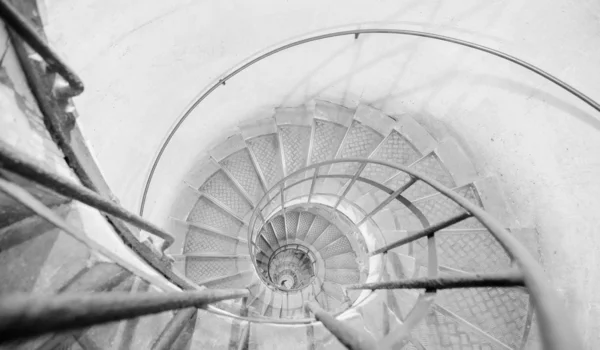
[334,162,367,208]
[0,144,175,251]
[0,0,84,97]
[358,176,417,225]
[305,301,374,350]
[307,167,319,203]
[370,212,472,256]
[0,289,249,344]
[345,271,525,290]
[151,308,197,350]
[237,323,250,350]
[142,27,600,217]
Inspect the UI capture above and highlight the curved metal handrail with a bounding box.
[140,26,600,216]
[247,158,583,349]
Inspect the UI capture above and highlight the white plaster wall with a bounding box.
[41,0,600,347]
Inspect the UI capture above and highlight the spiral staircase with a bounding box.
[152,99,535,349]
[0,0,592,349]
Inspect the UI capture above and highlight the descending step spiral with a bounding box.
[165,100,536,349]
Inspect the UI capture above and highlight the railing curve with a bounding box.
[140,26,600,217]
[247,158,583,350]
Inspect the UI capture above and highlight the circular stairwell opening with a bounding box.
[265,244,316,291]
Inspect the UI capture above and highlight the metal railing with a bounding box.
[0,1,590,348]
[246,158,583,349]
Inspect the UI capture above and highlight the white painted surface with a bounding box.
[42,0,600,346]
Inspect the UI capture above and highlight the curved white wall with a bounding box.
[42,0,600,347]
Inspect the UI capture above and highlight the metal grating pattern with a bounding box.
[187,197,242,236]
[185,259,237,283]
[410,307,502,349]
[270,216,286,242]
[206,273,251,289]
[413,185,483,229]
[220,149,265,203]
[362,131,421,184]
[324,269,360,284]
[199,171,252,218]
[312,225,344,251]
[403,153,455,200]
[296,212,315,241]
[285,211,300,240]
[412,231,511,274]
[331,121,384,175]
[320,236,353,259]
[324,254,358,269]
[183,227,237,254]
[261,225,280,250]
[303,216,331,244]
[310,119,348,164]
[279,125,311,174]
[256,235,273,255]
[437,288,530,348]
[246,134,284,187]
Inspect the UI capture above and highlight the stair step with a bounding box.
[411,229,512,274]
[309,100,354,166]
[260,224,280,250]
[245,132,284,189]
[311,225,343,251]
[303,215,330,245]
[327,118,385,180]
[187,196,244,238]
[324,253,358,270]
[320,236,353,259]
[284,211,300,242]
[410,183,483,229]
[217,146,266,205]
[198,170,253,219]
[324,268,360,285]
[270,215,286,243]
[295,212,315,241]
[408,305,511,350]
[434,287,530,349]
[276,107,313,176]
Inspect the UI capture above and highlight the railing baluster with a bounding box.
[0,289,249,344]
[0,144,175,251]
[307,167,319,203]
[358,176,417,225]
[370,212,472,256]
[334,162,367,208]
[305,302,374,350]
[345,271,525,290]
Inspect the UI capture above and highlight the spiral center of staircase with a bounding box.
[267,244,316,291]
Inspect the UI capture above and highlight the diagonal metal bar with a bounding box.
[305,301,375,350]
[0,0,84,97]
[334,162,367,208]
[0,144,175,251]
[379,293,436,350]
[151,308,197,350]
[358,176,418,225]
[370,212,472,256]
[307,167,319,203]
[345,271,525,290]
[0,289,249,344]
